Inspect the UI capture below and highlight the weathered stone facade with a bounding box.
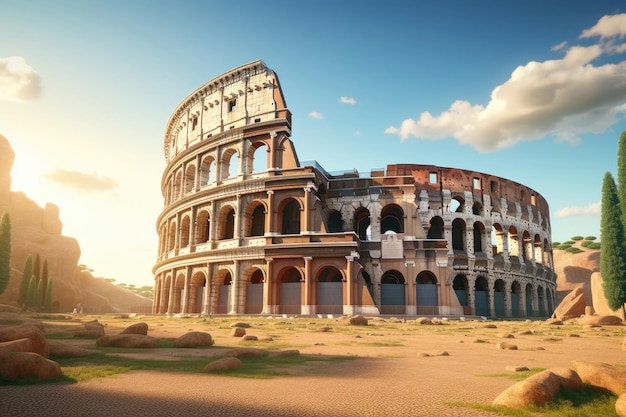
[153,61,556,317]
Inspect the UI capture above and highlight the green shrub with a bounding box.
[552,242,561,247]
[559,244,572,250]
[571,236,584,241]
[588,242,601,250]
[563,240,575,245]
[566,247,583,253]
[584,236,597,241]
[581,241,593,248]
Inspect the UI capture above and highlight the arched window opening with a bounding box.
[250,204,265,236]
[218,206,235,239]
[221,149,239,180]
[472,202,482,215]
[250,269,264,284]
[473,222,484,253]
[380,270,406,314]
[494,279,505,317]
[279,267,302,314]
[281,199,301,234]
[180,216,191,247]
[327,210,343,233]
[522,231,532,260]
[534,234,543,264]
[416,271,437,284]
[381,270,405,284]
[427,216,444,239]
[200,156,215,186]
[318,267,343,282]
[450,197,464,213]
[491,223,504,255]
[184,164,195,194]
[381,204,404,234]
[173,170,183,201]
[252,143,268,173]
[196,210,210,243]
[168,222,177,251]
[452,218,466,251]
[526,283,534,317]
[453,274,469,308]
[354,207,371,240]
[511,281,522,317]
[189,272,206,314]
[509,226,519,257]
[474,276,489,316]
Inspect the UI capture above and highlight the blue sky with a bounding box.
[0,1,624,287]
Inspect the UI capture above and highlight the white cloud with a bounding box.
[339,96,356,105]
[0,56,41,103]
[580,13,626,39]
[308,111,323,119]
[44,169,118,193]
[554,202,601,217]
[386,14,626,152]
[552,41,567,51]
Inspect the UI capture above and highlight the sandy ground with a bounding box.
[2,314,625,416]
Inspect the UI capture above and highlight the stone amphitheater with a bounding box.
[152,60,555,318]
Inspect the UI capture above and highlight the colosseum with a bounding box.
[153,60,556,318]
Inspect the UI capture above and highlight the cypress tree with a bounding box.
[26,275,36,308]
[36,279,43,309]
[618,131,626,232]
[33,254,41,285]
[44,279,53,312]
[18,255,32,306]
[41,260,48,306]
[600,172,626,316]
[0,212,10,295]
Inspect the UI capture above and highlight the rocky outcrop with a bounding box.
[120,322,149,335]
[571,361,626,395]
[553,288,586,320]
[0,351,63,381]
[0,135,152,313]
[0,324,49,358]
[96,334,157,348]
[203,357,242,372]
[173,331,214,348]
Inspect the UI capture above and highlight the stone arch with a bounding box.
[216,269,232,314]
[380,270,405,315]
[279,198,301,235]
[509,226,519,257]
[173,169,183,201]
[491,223,504,256]
[472,201,483,216]
[473,221,485,253]
[189,271,206,313]
[537,285,546,317]
[493,279,505,317]
[546,286,554,316]
[511,280,522,317]
[450,195,464,213]
[327,209,343,233]
[245,267,265,314]
[180,215,191,247]
[427,216,444,239]
[245,201,266,237]
[217,205,235,239]
[381,204,404,234]
[168,220,177,251]
[474,276,489,317]
[453,274,469,310]
[452,218,466,251]
[316,266,344,314]
[525,283,534,317]
[249,140,269,174]
[172,272,185,314]
[221,147,239,180]
[415,270,438,315]
[184,163,196,194]
[199,154,215,186]
[196,210,210,243]
[277,266,302,314]
[534,234,543,263]
[354,207,371,240]
[522,230,532,261]
[161,275,172,314]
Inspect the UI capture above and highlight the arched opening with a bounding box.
[452,218,466,251]
[217,271,232,314]
[196,210,210,243]
[380,270,405,315]
[450,196,464,213]
[278,267,302,314]
[161,275,171,314]
[525,283,534,317]
[251,142,268,173]
[327,210,343,233]
[189,272,206,314]
[427,216,444,239]
[491,223,504,256]
[354,207,371,240]
[453,274,469,313]
[494,279,505,317]
[537,286,546,317]
[472,202,482,216]
[246,203,266,237]
[546,287,554,316]
[173,170,183,201]
[168,221,177,251]
[381,204,404,234]
[474,276,489,317]
[522,230,532,261]
[246,268,264,314]
[534,234,543,264]
[180,216,191,247]
[221,148,239,180]
[172,273,185,314]
[316,266,343,314]
[280,199,301,235]
[199,155,215,186]
[511,281,521,317]
[184,164,195,194]
[218,206,235,240]
[416,271,438,315]
[509,226,519,257]
[473,222,485,253]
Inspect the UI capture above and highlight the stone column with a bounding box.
[302,186,311,234]
[405,261,416,315]
[203,263,212,315]
[504,280,512,318]
[302,257,314,315]
[344,253,357,315]
[265,190,275,235]
[262,258,274,314]
[235,194,242,239]
[488,279,495,318]
[167,269,175,314]
[229,261,239,314]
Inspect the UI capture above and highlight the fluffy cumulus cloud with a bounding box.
[554,201,601,217]
[308,111,324,119]
[44,169,118,193]
[0,56,41,103]
[339,96,356,105]
[386,13,626,152]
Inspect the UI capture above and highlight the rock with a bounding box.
[492,368,581,408]
[120,322,148,335]
[545,318,563,325]
[0,338,33,353]
[483,323,497,329]
[496,342,518,350]
[269,349,300,358]
[497,333,515,338]
[415,317,432,325]
[203,357,242,372]
[349,315,369,326]
[75,320,105,338]
[242,335,258,341]
[0,351,63,381]
[572,360,626,395]
[230,322,250,328]
[225,347,266,359]
[0,324,49,358]
[551,367,584,390]
[616,393,626,417]
[230,327,246,337]
[47,340,94,357]
[579,315,623,326]
[553,287,586,320]
[96,334,157,348]
[173,332,214,348]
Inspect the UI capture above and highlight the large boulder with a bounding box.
[0,325,49,358]
[74,320,105,338]
[579,315,623,326]
[203,357,242,372]
[493,368,582,408]
[553,287,586,320]
[0,351,63,381]
[173,332,213,348]
[616,393,626,417]
[572,361,626,395]
[0,338,33,353]
[230,327,246,337]
[96,334,157,348]
[349,315,369,326]
[120,322,148,335]
[48,340,95,357]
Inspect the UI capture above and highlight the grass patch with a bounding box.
[479,367,545,381]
